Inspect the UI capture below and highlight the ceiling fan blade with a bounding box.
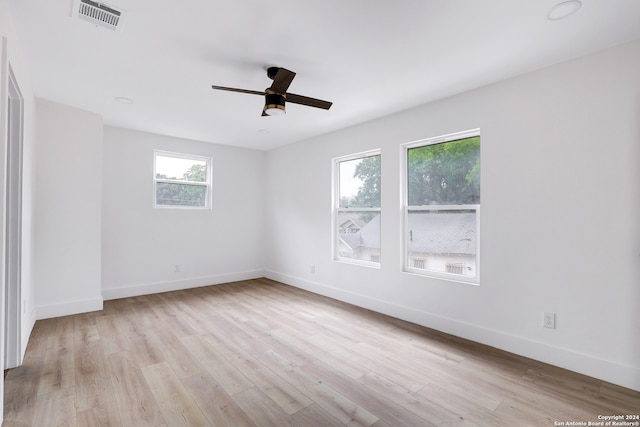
[286,93,332,110]
[269,68,296,94]
[211,85,265,96]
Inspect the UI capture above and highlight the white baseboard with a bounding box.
[102,269,266,301]
[36,297,104,320]
[21,307,37,360]
[265,269,640,392]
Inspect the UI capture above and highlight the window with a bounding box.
[403,130,480,283]
[333,150,381,266]
[153,151,212,209]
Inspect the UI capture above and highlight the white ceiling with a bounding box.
[8,0,640,150]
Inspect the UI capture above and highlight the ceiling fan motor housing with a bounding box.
[266,66,281,80]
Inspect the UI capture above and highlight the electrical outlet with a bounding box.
[174,264,181,273]
[310,265,315,274]
[543,312,556,329]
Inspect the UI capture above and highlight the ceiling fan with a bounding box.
[211,67,333,116]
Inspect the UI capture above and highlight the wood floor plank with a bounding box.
[259,349,379,427]
[353,323,466,366]
[181,372,257,427]
[4,322,48,382]
[270,327,369,380]
[73,339,122,426]
[37,358,75,397]
[201,330,314,415]
[3,373,40,426]
[123,326,167,368]
[77,404,121,427]
[73,312,100,346]
[599,381,640,412]
[5,279,639,427]
[358,371,466,426]
[106,351,165,426]
[37,329,76,396]
[153,326,204,380]
[31,389,76,427]
[418,382,516,427]
[141,362,208,427]
[521,365,634,416]
[149,298,200,339]
[181,335,254,396]
[308,334,426,393]
[351,340,455,388]
[95,314,129,355]
[73,340,107,411]
[291,403,346,427]
[457,358,597,422]
[495,397,564,426]
[231,386,298,427]
[302,360,433,427]
[158,296,210,337]
[199,324,313,416]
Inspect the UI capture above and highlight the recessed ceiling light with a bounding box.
[547,0,582,20]
[258,129,270,134]
[115,96,134,104]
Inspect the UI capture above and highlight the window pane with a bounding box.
[156,155,207,183]
[407,136,480,206]
[339,155,380,208]
[156,183,207,207]
[407,210,476,277]
[337,211,380,263]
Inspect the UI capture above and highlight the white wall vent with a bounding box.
[72,0,126,31]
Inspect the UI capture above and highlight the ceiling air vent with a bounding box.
[72,0,125,31]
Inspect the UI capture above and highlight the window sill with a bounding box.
[403,268,479,286]
[334,258,381,269]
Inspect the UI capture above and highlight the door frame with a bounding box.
[4,61,23,370]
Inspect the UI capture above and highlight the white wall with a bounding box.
[101,127,265,299]
[34,99,103,318]
[265,39,640,391]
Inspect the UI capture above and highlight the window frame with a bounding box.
[332,149,382,268]
[401,129,480,284]
[153,150,213,210]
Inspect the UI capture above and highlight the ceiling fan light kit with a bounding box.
[212,67,332,117]
[263,92,286,116]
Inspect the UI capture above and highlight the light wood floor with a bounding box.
[4,279,639,426]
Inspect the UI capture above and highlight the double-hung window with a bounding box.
[153,151,212,209]
[333,150,381,266]
[402,130,480,283]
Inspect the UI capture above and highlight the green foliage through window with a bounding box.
[154,152,211,208]
[156,182,207,207]
[407,136,480,206]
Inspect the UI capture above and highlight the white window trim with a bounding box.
[332,149,381,268]
[153,150,213,210]
[401,129,480,285]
